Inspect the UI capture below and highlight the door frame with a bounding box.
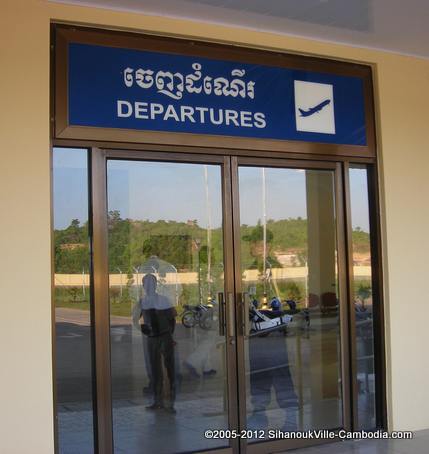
[51,143,386,453]
[230,156,351,454]
[91,149,353,454]
[91,148,240,454]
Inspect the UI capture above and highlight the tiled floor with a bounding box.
[288,429,429,454]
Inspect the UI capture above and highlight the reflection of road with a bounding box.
[56,319,225,402]
[56,313,358,453]
[56,307,129,326]
[56,311,343,406]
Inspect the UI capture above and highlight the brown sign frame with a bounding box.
[53,25,376,158]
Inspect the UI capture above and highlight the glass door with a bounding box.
[93,150,353,454]
[232,157,350,453]
[104,153,238,454]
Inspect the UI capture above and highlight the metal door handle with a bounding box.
[218,292,226,336]
[242,292,250,338]
[227,292,235,339]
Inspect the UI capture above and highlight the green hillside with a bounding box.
[54,212,370,274]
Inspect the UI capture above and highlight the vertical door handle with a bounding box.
[218,292,226,336]
[227,292,236,340]
[241,292,250,338]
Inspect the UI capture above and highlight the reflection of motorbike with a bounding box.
[286,299,310,328]
[182,299,216,330]
[249,305,293,337]
[355,302,373,339]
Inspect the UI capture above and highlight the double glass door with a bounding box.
[97,150,350,454]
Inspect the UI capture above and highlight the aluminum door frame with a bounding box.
[230,156,352,454]
[91,148,239,454]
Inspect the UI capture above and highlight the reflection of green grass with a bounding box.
[55,299,133,317]
[353,279,372,300]
[55,300,90,311]
[109,302,133,317]
[55,287,90,311]
[55,283,224,318]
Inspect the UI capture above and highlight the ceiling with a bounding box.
[51,0,429,59]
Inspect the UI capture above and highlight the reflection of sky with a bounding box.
[53,148,89,229]
[107,160,223,228]
[239,167,307,225]
[349,167,370,232]
[53,148,371,232]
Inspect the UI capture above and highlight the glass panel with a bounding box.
[349,165,376,430]
[53,148,94,454]
[239,166,343,439]
[107,160,229,453]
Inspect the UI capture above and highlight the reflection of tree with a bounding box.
[54,218,89,273]
[357,283,372,308]
[352,227,371,253]
[108,210,131,273]
[55,215,368,277]
[296,250,308,267]
[198,245,222,300]
[241,221,281,271]
[283,282,303,302]
[142,235,192,270]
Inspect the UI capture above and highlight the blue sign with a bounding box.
[68,43,367,146]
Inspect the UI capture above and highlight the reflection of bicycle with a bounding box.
[182,301,215,330]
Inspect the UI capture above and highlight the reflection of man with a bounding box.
[136,256,182,394]
[249,333,298,430]
[134,273,177,413]
[139,255,182,306]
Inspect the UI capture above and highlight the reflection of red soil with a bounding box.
[353,252,371,266]
[250,241,273,257]
[274,248,306,266]
[60,243,85,250]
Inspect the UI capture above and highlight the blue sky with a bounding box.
[53,147,370,232]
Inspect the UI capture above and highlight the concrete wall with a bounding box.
[1,0,429,452]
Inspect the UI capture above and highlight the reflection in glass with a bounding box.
[107,160,228,453]
[239,167,343,439]
[349,165,376,429]
[53,148,94,454]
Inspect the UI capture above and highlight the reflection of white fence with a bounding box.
[352,266,372,277]
[243,266,371,281]
[54,266,372,287]
[55,273,91,286]
[54,272,199,286]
